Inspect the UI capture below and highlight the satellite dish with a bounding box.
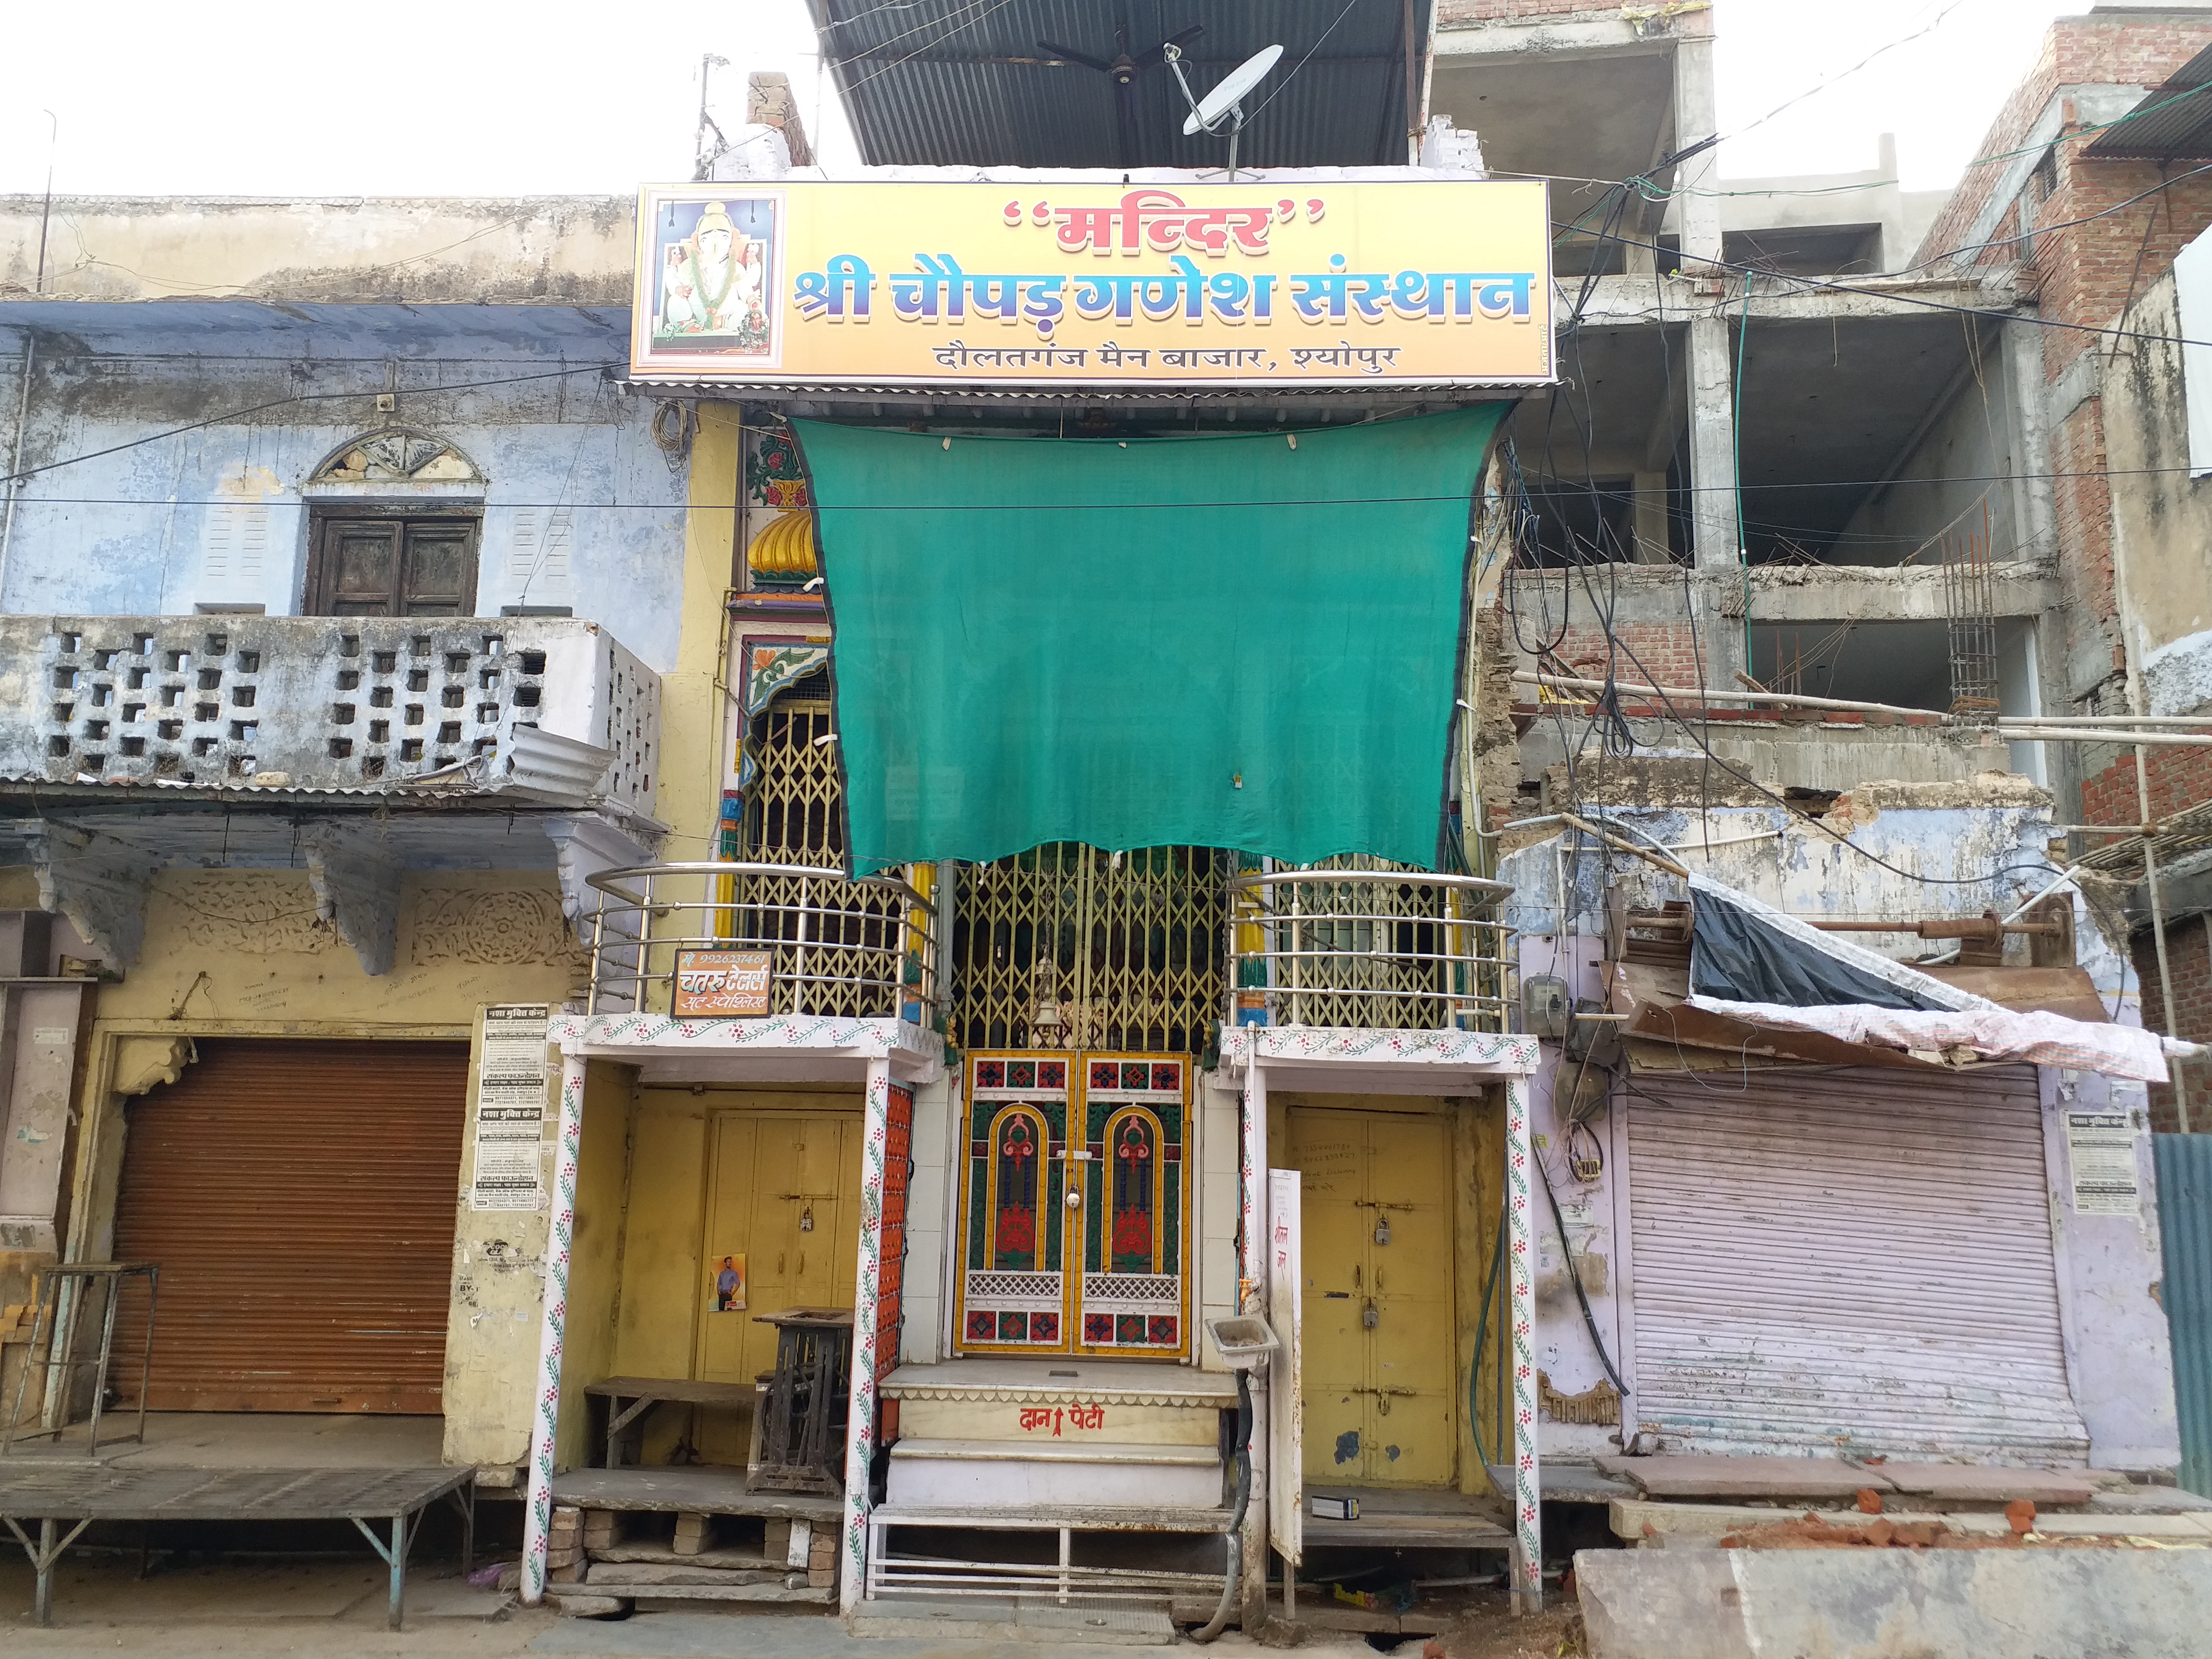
[1181,43,1283,135]
[1165,42,1281,180]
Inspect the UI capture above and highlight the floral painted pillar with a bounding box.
[841,1057,896,1611]
[1505,1074,1542,1614]
[521,1049,588,1605]
[1238,1054,1270,1631]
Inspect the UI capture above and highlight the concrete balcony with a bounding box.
[0,614,657,814]
[0,615,663,976]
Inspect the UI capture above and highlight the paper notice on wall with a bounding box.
[471,1004,551,1211]
[2066,1111,2141,1217]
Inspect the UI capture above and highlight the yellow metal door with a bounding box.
[696,1113,862,1395]
[1288,1108,1456,1489]
[1366,1113,1455,1486]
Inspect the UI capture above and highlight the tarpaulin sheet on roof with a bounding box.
[1690,878,1972,1012]
[1684,995,2181,1083]
[797,407,1504,875]
[1674,870,2182,1083]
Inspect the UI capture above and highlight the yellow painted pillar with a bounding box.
[660,403,743,863]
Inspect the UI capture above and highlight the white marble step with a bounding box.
[886,1437,1224,1508]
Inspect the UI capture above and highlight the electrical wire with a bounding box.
[1553,218,2212,354]
[1722,0,1971,148]
[1237,0,1367,129]
[1536,1137,1627,1398]
[0,362,620,488]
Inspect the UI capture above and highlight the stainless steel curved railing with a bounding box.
[583,861,936,1021]
[1228,866,1516,1034]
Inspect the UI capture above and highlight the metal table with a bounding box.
[0,1465,474,1628]
[2,1261,159,1457]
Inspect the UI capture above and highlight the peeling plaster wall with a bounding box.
[1519,933,1625,1459]
[2043,1066,2180,1472]
[87,868,586,1032]
[0,197,636,305]
[0,349,688,672]
[2104,272,2212,709]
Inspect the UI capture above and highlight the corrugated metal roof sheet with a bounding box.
[805,0,1432,169]
[2083,44,2212,159]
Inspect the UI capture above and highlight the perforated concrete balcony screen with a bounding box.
[1,615,658,811]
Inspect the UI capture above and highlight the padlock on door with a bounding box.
[1362,1298,1379,1330]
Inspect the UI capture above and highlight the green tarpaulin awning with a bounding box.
[795,405,1506,875]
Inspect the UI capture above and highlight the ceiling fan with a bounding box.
[1038,19,1205,167]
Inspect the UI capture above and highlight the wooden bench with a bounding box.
[0,1464,473,1628]
[583,1375,760,1470]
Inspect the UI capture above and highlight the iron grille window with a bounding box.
[731,685,904,1017]
[951,844,1227,1054]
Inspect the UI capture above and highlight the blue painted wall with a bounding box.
[0,312,688,671]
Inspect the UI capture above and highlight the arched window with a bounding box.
[302,430,485,617]
[308,430,484,486]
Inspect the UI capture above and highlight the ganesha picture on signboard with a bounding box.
[648,194,781,361]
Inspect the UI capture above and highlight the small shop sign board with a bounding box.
[673,949,774,1017]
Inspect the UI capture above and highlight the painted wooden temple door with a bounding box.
[956,1051,1191,1361]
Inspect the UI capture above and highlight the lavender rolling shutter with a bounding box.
[1623,1065,2087,1463]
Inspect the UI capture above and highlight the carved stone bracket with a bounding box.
[543,813,660,945]
[24,825,151,969]
[112,1035,198,1098]
[301,823,405,977]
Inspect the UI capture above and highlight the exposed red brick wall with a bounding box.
[2052,396,2122,687]
[2080,746,2212,829]
[1915,18,2212,275]
[2033,159,2212,382]
[1549,622,1703,690]
[2131,913,2212,1134]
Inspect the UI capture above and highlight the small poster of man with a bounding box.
[652,196,778,356]
[713,1254,748,1312]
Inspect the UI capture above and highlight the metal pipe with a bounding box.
[2123,620,2190,1131]
[1522,670,2212,737]
[1809,918,2063,938]
[1996,727,2212,748]
[1190,1368,1252,1643]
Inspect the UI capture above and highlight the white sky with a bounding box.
[0,0,2081,200]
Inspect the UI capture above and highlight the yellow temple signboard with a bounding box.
[629,180,1553,388]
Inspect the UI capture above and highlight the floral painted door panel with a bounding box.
[956,1051,1190,1360]
[959,1053,1071,1354]
[1075,1054,1188,1358]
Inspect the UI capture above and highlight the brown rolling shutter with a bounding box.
[112,1038,469,1414]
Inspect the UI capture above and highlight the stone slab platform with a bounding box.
[1594,1456,1893,1501]
[1579,1546,2212,1659]
[1870,1463,2097,1505]
[1609,1499,2212,1547]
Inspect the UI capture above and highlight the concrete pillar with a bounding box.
[1630,470,1671,563]
[1674,22,1743,686]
